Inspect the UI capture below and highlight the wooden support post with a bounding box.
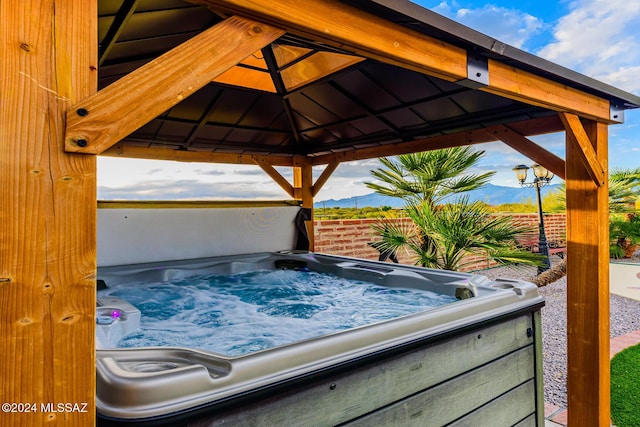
[294,159,315,251]
[564,119,610,426]
[1,0,97,425]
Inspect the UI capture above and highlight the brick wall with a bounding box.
[314,213,566,271]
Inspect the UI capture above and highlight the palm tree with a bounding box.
[366,147,544,271]
[534,167,640,287]
[554,167,640,212]
[372,197,544,270]
[367,147,494,207]
[610,168,640,212]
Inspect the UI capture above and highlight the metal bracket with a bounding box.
[457,54,489,89]
[610,104,624,123]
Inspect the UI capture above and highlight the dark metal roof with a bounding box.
[360,0,640,109]
[98,0,640,159]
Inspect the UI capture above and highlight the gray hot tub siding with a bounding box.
[96,252,545,426]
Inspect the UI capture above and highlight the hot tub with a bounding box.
[95,251,544,426]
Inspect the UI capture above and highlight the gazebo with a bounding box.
[2,0,640,425]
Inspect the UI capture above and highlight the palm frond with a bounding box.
[367,147,546,271]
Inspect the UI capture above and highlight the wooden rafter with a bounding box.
[98,0,140,66]
[190,0,468,82]
[486,125,566,179]
[65,16,285,154]
[101,116,566,169]
[191,0,612,122]
[560,112,606,186]
[310,116,565,165]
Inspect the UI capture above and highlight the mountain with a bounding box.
[315,183,562,208]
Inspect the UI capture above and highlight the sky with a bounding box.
[98,0,640,202]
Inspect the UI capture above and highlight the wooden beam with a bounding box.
[98,0,141,66]
[102,116,563,169]
[485,59,611,122]
[485,125,566,179]
[294,158,315,250]
[560,112,606,186]
[1,0,97,425]
[192,0,468,82]
[101,144,296,166]
[98,200,301,209]
[193,0,611,121]
[565,120,610,426]
[65,16,284,154]
[312,160,340,197]
[310,116,565,165]
[254,158,295,197]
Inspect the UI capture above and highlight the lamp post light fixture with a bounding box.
[512,163,554,274]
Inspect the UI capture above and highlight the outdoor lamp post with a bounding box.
[512,164,554,274]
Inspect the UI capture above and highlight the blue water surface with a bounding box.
[98,269,457,356]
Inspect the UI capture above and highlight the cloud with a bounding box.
[430,1,545,49]
[98,179,287,200]
[193,168,226,176]
[147,168,165,176]
[598,65,640,95]
[536,0,640,93]
[320,160,381,179]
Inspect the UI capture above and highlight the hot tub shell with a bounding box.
[96,251,545,426]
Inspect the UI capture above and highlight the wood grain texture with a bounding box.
[188,314,537,426]
[560,112,606,186]
[101,144,296,166]
[486,59,611,122]
[0,0,97,425]
[98,200,300,209]
[294,159,315,250]
[192,0,468,82]
[65,16,284,154]
[254,158,295,197]
[565,119,610,426]
[312,160,340,197]
[347,348,536,426]
[486,124,566,179]
[310,115,565,165]
[196,0,609,122]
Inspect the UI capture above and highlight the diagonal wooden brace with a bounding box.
[254,158,295,197]
[559,112,606,187]
[312,160,340,197]
[486,125,566,179]
[65,16,284,154]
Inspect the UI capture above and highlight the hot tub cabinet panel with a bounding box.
[95,252,544,426]
[184,314,540,427]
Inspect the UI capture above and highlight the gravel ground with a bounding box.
[476,252,640,408]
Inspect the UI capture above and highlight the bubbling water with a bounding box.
[97,269,458,356]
